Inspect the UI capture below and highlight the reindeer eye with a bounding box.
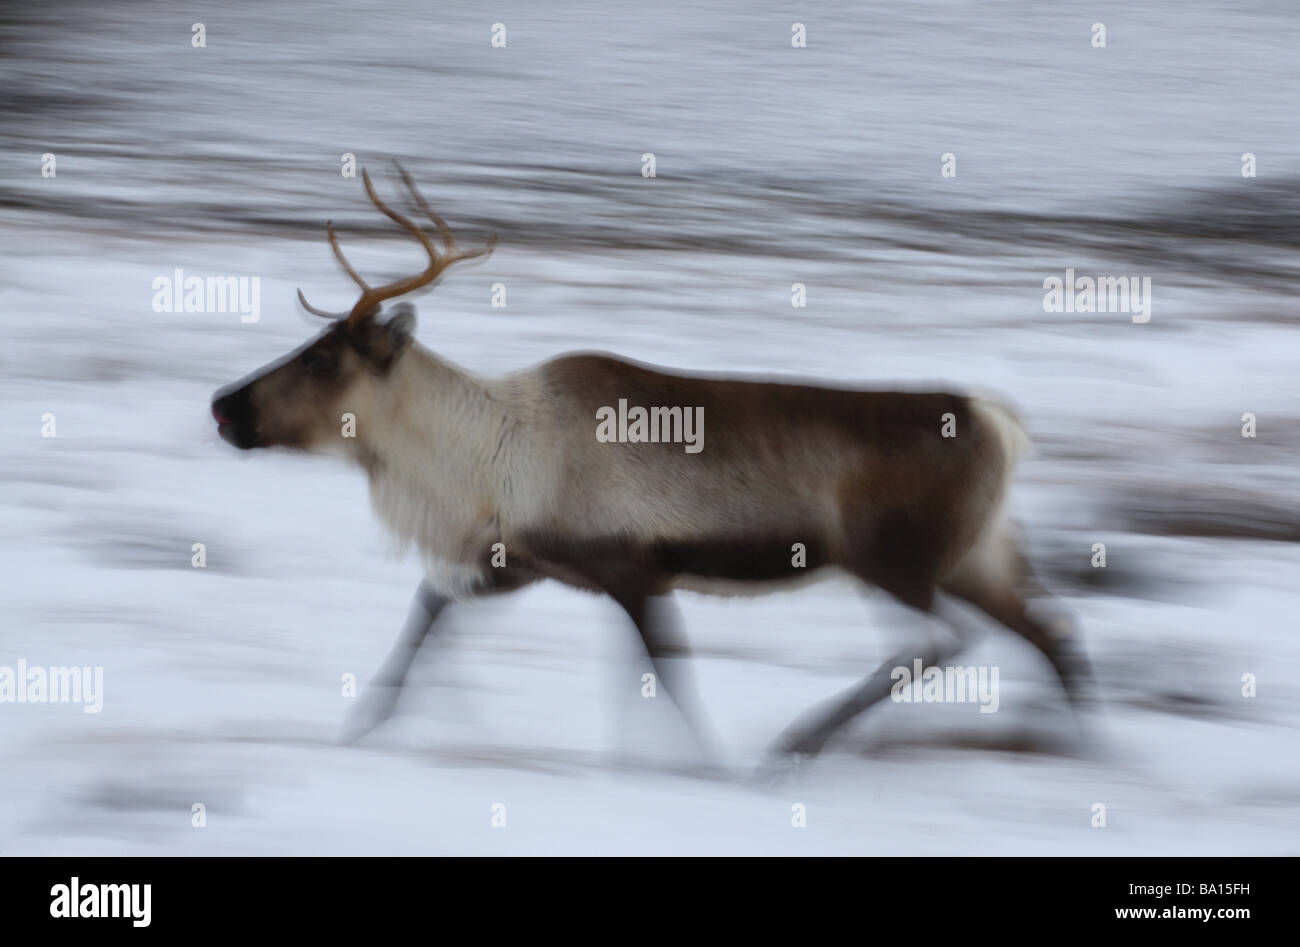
[304,351,337,378]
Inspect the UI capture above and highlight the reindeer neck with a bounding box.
[355,345,498,478]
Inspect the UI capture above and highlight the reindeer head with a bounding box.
[211,165,494,452]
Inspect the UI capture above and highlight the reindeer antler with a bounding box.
[298,163,497,325]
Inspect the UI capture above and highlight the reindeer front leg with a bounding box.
[343,565,539,743]
[341,580,450,744]
[600,582,725,772]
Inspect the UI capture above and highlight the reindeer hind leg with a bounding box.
[941,529,1095,709]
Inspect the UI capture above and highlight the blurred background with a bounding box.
[1,0,1298,854]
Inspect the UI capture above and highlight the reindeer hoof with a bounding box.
[750,741,820,787]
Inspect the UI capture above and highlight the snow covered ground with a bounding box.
[2,0,1299,854]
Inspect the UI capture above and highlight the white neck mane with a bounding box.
[360,346,517,598]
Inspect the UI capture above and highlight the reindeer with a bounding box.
[211,165,1091,771]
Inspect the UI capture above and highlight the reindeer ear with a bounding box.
[358,302,417,371]
[383,302,417,348]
